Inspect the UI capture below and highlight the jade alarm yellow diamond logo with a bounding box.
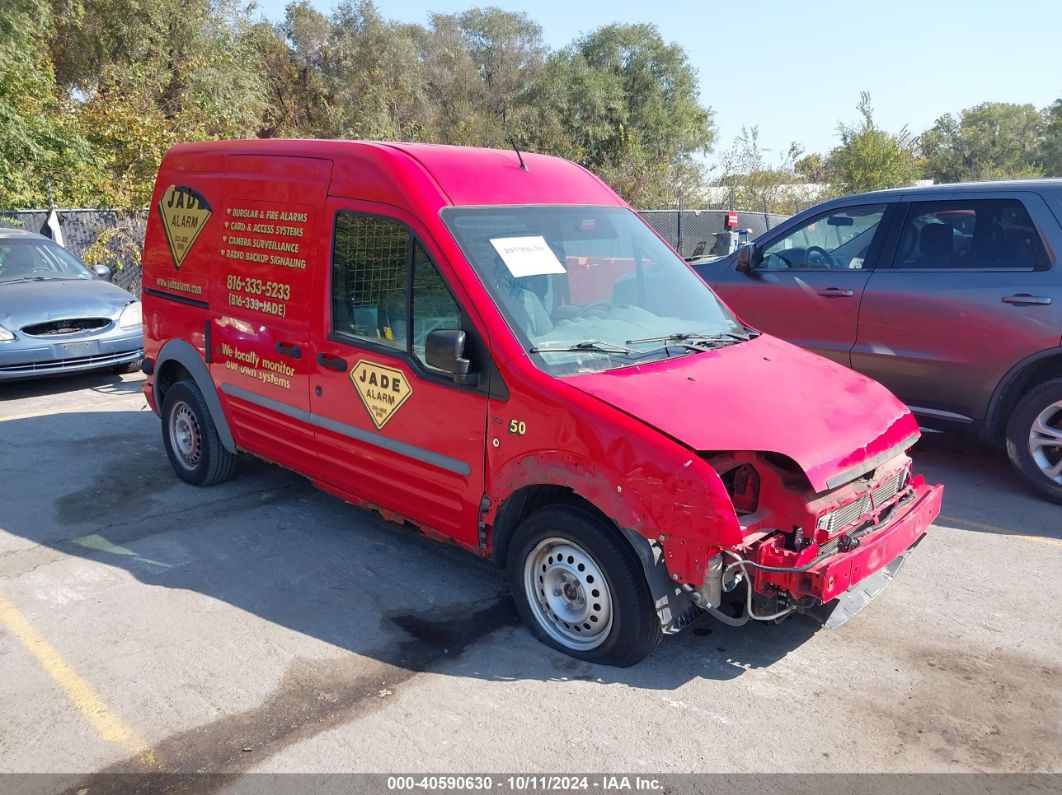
[351,360,413,429]
[158,185,212,270]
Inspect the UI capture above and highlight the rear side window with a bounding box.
[331,212,461,370]
[894,199,1049,270]
[332,214,409,351]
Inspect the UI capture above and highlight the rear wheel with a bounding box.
[161,380,237,486]
[506,504,661,667]
[1005,378,1062,503]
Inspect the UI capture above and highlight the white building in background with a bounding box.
[701,183,830,206]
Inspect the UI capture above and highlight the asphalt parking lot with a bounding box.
[1,371,1060,782]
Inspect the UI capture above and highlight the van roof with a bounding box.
[163,139,627,209]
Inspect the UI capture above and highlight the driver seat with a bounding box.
[915,223,954,267]
[505,286,554,338]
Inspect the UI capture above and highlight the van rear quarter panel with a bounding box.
[143,160,225,383]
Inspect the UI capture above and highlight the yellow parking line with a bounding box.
[937,514,1062,548]
[0,591,152,762]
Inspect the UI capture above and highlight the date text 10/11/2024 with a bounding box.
[386,775,664,791]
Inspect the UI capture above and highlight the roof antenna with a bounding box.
[508,138,528,172]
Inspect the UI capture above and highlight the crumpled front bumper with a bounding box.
[800,476,943,605]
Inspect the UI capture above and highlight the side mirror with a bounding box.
[93,264,112,279]
[425,329,479,386]
[735,243,756,273]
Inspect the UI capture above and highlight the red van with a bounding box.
[141,140,942,666]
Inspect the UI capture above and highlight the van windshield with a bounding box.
[442,206,746,374]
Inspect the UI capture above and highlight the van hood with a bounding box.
[566,334,919,492]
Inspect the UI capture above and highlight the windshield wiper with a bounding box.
[626,330,758,346]
[2,276,56,284]
[530,340,634,355]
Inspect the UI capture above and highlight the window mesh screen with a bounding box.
[332,213,408,348]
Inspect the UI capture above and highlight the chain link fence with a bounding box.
[0,207,794,298]
[640,209,790,259]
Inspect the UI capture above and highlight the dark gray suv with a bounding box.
[694,180,1062,502]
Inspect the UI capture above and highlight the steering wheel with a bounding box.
[578,301,611,314]
[805,245,837,268]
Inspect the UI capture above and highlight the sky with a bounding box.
[253,0,1062,169]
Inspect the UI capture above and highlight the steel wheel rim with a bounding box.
[170,401,202,471]
[523,537,613,651]
[1028,399,1062,484]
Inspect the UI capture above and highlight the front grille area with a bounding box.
[817,471,904,535]
[0,350,140,374]
[21,318,110,336]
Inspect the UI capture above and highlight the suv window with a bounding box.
[894,198,1049,270]
[760,204,886,270]
[331,212,462,368]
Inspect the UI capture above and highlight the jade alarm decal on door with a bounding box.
[350,360,413,429]
[158,185,212,270]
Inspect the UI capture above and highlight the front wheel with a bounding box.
[506,505,661,667]
[1005,377,1062,503]
[161,380,237,486]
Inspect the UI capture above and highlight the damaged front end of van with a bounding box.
[567,333,943,631]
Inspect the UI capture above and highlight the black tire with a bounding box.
[114,359,143,374]
[506,504,662,667]
[161,379,237,487]
[1005,377,1062,504]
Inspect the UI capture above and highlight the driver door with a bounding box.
[309,202,489,547]
[711,203,894,366]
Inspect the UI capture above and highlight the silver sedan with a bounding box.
[0,229,143,381]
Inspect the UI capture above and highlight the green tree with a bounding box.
[827,92,919,193]
[1033,99,1062,177]
[417,13,489,145]
[456,7,545,143]
[714,126,805,214]
[42,0,272,206]
[0,0,100,207]
[794,152,828,184]
[526,23,714,206]
[920,101,1044,182]
[322,1,428,140]
[255,1,335,138]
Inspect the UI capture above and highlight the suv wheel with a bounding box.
[161,380,237,486]
[507,504,662,667]
[1005,377,1062,503]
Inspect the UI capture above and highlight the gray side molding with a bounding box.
[155,338,236,453]
[621,529,699,634]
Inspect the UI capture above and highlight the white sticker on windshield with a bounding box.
[490,236,566,278]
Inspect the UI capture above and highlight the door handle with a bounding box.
[275,341,302,359]
[316,352,348,371]
[1002,294,1052,306]
[817,287,855,297]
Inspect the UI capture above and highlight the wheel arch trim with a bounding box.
[155,338,236,453]
[986,346,1062,443]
